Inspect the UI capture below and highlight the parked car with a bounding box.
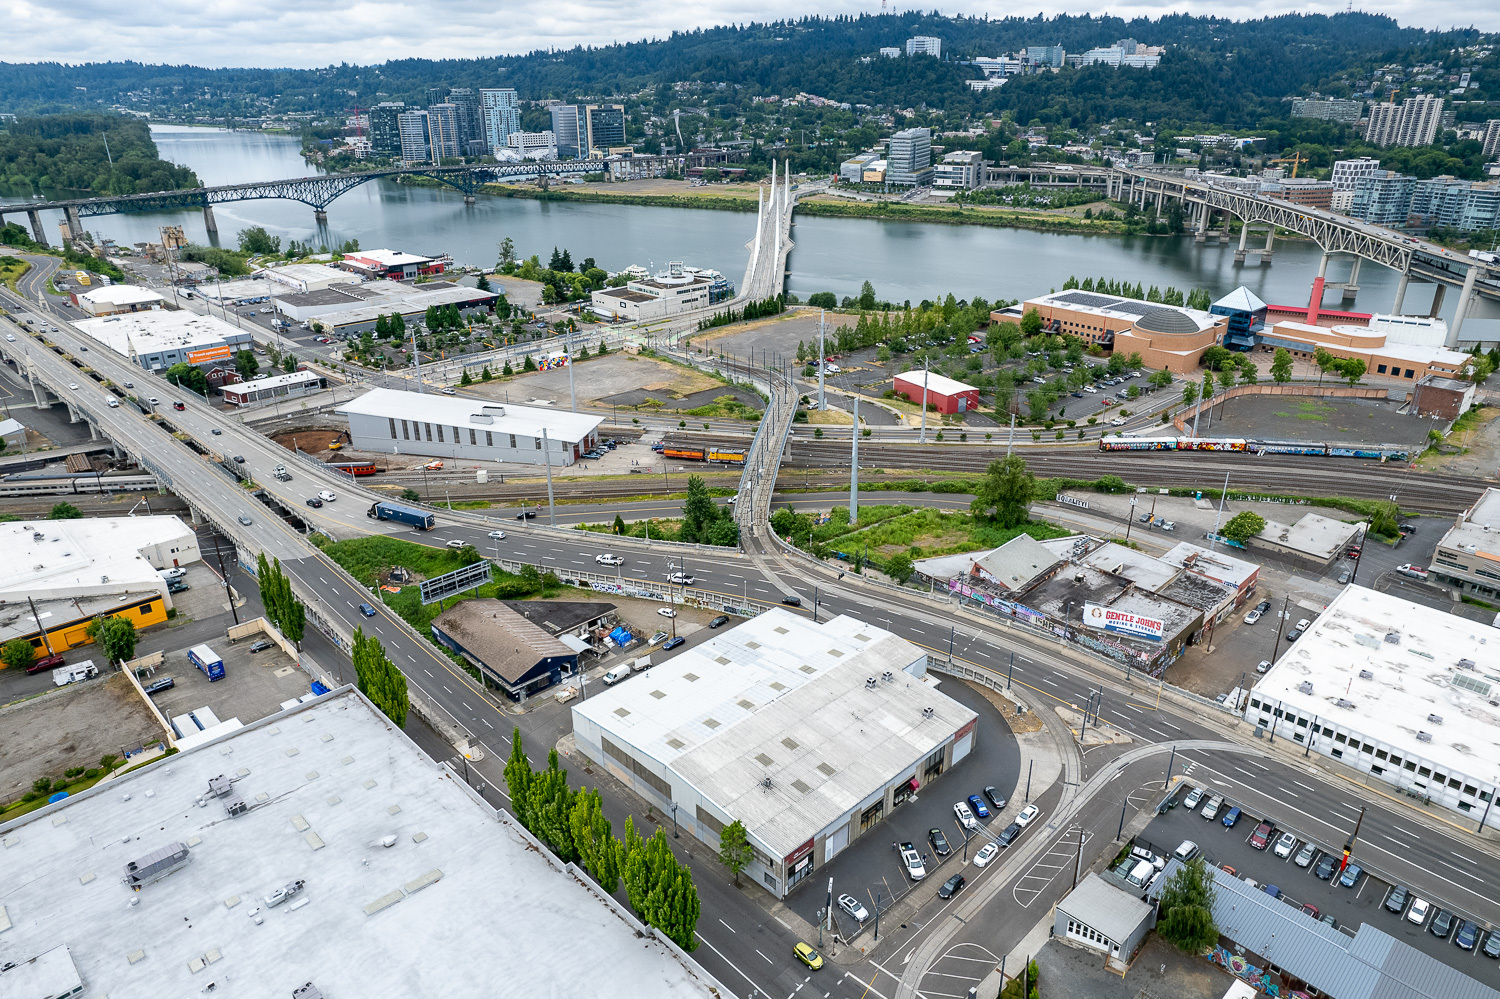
[1340,863,1364,888]
[1159,521,1176,532]
[708,615,730,629]
[997,822,1022,847]
[1249,821,1275,850]
[648,631,669,646]
[1431,909,1456,938]
[1256,659,1273,674]
[1243,607,1263,624]
[1396,563,1430,581]
[249,640,273,653]
[984,785,1006,810]
[1200,794,1224,820]
[838,894,869,922]
[1286,625,1306,642]
[1015,804,1041,827]
[900,842,926,880]
[1406,897,1430,925]
[1482,930,1500,958]
[1294,841,1318,868]
[973,842,999,867]
[25,653,66,675]
[142,676,176,695]
[1338,568,1352,584]
[793,942,824,971]
[967,795,990,819]
[1457,921,1480,950]
[657,607,677,618]
[1273,832,1297,858]
[1173,840,1199,863]
[1182,787,1205,810]
[1301,903,1320,919]
[1222,806,1242,828]
[938,874,966,899]
[953,801,977,830]
[1263,884,1281,899]
[927,828,951,856]
[662,636,686,651]
[1314,854,1339,880]
[1384,885,1410,914]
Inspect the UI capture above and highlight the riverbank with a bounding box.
[481,181,761,213]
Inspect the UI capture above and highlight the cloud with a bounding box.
[1,0,1488,69]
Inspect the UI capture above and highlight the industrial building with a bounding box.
[0,688,728,999]
[335,388,604,466]
[72,285,166,317]
[1430,487,1500,600]
[1054,874,1156,967]
[891,370,981,414]
[1016,291,1227,373]
[256,262,362,294]
[1411,374,1477,420]
[0,515,199,659]
[430,599,580,701]
[270,280,496,332]
[219,369,326,407]
[572,611,979,898]
[72,311,253,372]
[337,249,450,281]
[590,263,715,323]
[1246,584,1500,818]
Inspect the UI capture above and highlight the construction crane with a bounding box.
[1270,151,1308,178]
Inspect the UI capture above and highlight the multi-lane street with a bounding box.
[7,253,1500,999]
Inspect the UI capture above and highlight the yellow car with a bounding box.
[793,942,823,970]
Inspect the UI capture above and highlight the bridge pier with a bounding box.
[1341,257,1362,302]
[27,209,49,248]
[1316,251,1331,280]
[313,209,328,223]
[1193,204,1208,242]
[1448,264,1480,348]
[1217,213,1229,243]
[1392,270,1409,313]
[66,403,80,424]
[89,422,101,441]
[1428,283,1446,318]
[63,205,83,246]
[1261,228,1275,264]
[28,365,48,407]
[463,195,476,205]
[1234,222,1249,263]
[202,204,218,235]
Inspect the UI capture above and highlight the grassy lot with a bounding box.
[0,254,30,293]
[795,504,1070,563]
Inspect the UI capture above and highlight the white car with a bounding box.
[657,607,677,618]
[972,842,999,868]
[1243,608,1263,625]
[900,844,926,881]
[68,382,79,390]
[446,539,466,549]
[487,530,506,540]
[953,801,977,830]
[1273,832,1297,858]
[837,893,869,922]
[669,573,696,585]
[1183,787,1205,810]
[1110,417,1126,426]
[1255,659,1273,674]
[1084,385,1098,394]
[1406,897,1430,925]
[595,553,624,566]
[318,490,337,502]
[1014,804,1041,828]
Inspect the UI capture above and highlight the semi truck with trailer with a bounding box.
[367,501,436,530]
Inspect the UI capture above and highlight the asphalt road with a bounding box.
[8,250,1500,999]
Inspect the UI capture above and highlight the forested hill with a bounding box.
[0,12,1484,130]
[0,115,200,195]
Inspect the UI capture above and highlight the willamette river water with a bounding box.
[28,125,1498,337]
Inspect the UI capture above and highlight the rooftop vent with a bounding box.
[882,671,895,682]
[922,706,935,719]
[1427,713,1444,725]
[1417,731,1433,742]
[866,677,877,690]
[1384,632,1401,644]
[1458,659,1477,670]
[207,775,232,797]
[1358,670,1374,680]
[1298,682,1314,695]
[1335,698,1356,710]
[293,984,326,999]
[225,797,247,817]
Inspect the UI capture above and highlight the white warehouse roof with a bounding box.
[0,688,728,999]
[893,369,978,397]
[337,388,603,446]
[73,310,245,356]
[0,515,196,601]
[77,285,164,307]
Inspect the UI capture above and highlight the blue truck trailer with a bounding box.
[187,644,225,681]
[367,501,435,530]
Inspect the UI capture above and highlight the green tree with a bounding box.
[1313,346,1338,389]
[569,786,620,892]
[718,819,753,888]
[503,360,514,376]
[49,501,83,519]
[971,455,1035,528]
[885,551,915,585]
[476,273,492,292]
[1337,357,1367,386]
[613,513,627,535]
[236,225,281,255]
[1238,359,1259,385]
[352,627,408,727]
[1220,510,1266,543]
[1019,308,1043,338]
[527,748,580,862]
[504,727,535,830]
[459,369,473,386]
[1370,500,1401,539]
[1201,344,1233,371]
[1,638,37,672]
[234,349,260,380]
[1270,347,1294,384]
[282,353,298,373]
[524,354,537,372]
[1157,857,1219,953]
[857,280,877,310]
[85,614,138,663]
[165,362,209,396]
[679,474,718,543]
[1180,381,1198,409]
[498,237,515,268]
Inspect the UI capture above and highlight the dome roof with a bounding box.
[1134,308,1201,336]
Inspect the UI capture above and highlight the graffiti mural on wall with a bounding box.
[1202,944,1310,997]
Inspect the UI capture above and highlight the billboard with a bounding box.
[186,343,233,365]
[1083,603,1165,642]
[420,559,493,605]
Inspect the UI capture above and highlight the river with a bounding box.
[56,126,1500,336]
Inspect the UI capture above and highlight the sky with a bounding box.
[0,0,1489,68]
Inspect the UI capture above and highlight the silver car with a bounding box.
[838,893,869,922]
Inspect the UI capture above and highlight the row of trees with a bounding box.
[504,731,700,951]
[697,295,785,331]
[255,554,307,645]
[1061,275,1213,311]
[352,626,409,728]
[679,475,739,546]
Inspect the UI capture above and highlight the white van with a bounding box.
[159,566,187,582]
[52,660,99,686]
[1125,859,1155,888]
[106,398,120,408]
[602,664,631,685]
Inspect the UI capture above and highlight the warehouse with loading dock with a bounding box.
[571,610,979,898]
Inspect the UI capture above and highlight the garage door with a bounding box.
[824,825,848,862]
[952,731,973,765]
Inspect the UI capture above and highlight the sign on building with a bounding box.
[1083,603,1165,642]
[420,559,493,605]
[1055,493,1090,510]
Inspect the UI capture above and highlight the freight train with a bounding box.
[1098,436,1409,461]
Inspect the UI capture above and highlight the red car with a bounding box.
[25,652,65,675]
[1249,821,1275,850]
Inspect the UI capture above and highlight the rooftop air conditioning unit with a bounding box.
[1298,682,1314,695]
[865,677,877,690]
[882,671,895,682]
[922,706,935,718]
[1335,698,1356,709]
[207,775,232,798]
[1427,713,1444,725]
[1459,659,1476,670]
[1358,670,1374,680]
[1417,731,1433,742]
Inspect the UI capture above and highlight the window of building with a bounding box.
[859,799,884,832]
[1405,369,1415,378]
[1296,716,1308,728]
[402,420,410,440]
[486,431,493,447]
[140,603,153,615]
[923,748,945,779]
[1389,755,1402,767]
[509,434,517,448]
[1450,777,1462,790]
[535,437,543,449]
[1419,766,1432,778]
[1377,364,1387,374]
[1434,772,1447,785]
[1331,748,1343,759]
[1464,784,1478,797]
[1375,749,1388,760]
[1361,742,1375,754]
[1334,733,1347,743]
[425,423,433,441]
[389,417,398,439]
[469,429,477,445]
[1405,760,1417,772]
[1250,698,1261,710]
[436,425,444,443]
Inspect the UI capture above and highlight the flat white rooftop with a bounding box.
[0,515,195,599]
[1257,512,1362,560]
[226,370,322,392]
[892,369,977,397]
[0,688,727,999]
[77,285,164,307]
[1439,487,1500,560]
[73,310,245,356]
[1159,542,1260,587]
[1253,584,1500,780]
[337,387,603,446]
[344,249,434,267]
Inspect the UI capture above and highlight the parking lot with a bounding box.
[1139,784,1500,983]
[146,632,317,731]
[777,678,1021,939]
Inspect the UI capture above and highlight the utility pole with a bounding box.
[541,428,556,526]
[1072,825,1085,889]
[919,357,929,444]
[818,310,826,411]
[410,324,424,393]
[849,392,859,524]
[566,325,577,412]
[1005,412,1016,458]
[209,538,240,626]
[1209,469,1231,550]
[1338,806,1365,876]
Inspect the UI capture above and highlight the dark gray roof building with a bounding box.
[431,599,579,702]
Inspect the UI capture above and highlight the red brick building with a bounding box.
[892,371,981,414]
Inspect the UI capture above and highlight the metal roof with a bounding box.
[336,387,603,445]
[1056,873,1154,942]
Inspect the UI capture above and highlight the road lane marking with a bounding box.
[482,718,493,728]
[718,919,735,932]
[756,949,774,965]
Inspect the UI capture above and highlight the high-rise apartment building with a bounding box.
[906,36,942,58]
[1331,156,1382,192]
[480,88,521,153]
[426,104,462,161]
[427,86,451,108]
[397,110,431,163]
[1290,97,1365,124]
[368,102,406,155]
[445,88,484,154]
[886,127,934,186]
[1482,119,1500,159]
[1409,177,1500,232]
[584,104,627,153]
[1025,45,1066,68]
[1349,171,1417,227]
[549,105,585,159]
[1364,95,1444,148]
